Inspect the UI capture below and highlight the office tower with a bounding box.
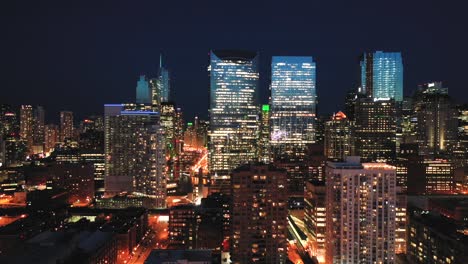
[60,111,74,141]
[314,115,326,144]
[149,78,160,110]
[174,107,184,154]
[360,51,403,102]
[258,104,271,163]
[168,204,198,249]
[326,157,396,264]
[413,82,458,157]
[270,56,317,156]
[400,97,417,145]
[33,106,45,147]
[160,102,176,179]
[44,124,59,154]
[161,102,176,153]
[355,98,397,162]
[158,54,171,103]
[20,105,34,153]
[0,104,18,138]
[304,180,326,263]
[324,111,355,161]
[104,104,166,208]
[407,159,455,195]
[136,75,151,104]
[79,123,105,198]
[230,164,288,264]
[208,50,259,177]
[344,90,359,121]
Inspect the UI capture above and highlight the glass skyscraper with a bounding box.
[158,54,170,103]
[270,56,317,151]
[208,50,259,177]
[136,75,151,104]
[361,51,403,102]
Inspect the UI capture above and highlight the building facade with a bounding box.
[104,104,166,208]
[326,157,396,264]
[230,164,288,263]
[208,50,259,177]
[60,111,74,141]
[270,56,317,157]
[361,51,403,102]
[354,98,397,162]
[324,111,355,161]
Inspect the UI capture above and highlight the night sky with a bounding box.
[1,0,467,123]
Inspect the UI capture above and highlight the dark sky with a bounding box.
[1,0,467,123]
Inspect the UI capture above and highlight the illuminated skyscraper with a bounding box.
[208,50,259,177]
[104,104,166,208]
[326,157,396,264]
[20,105,34,153]
[258,104,271,163]
[44,124,59,154]
[270,56,317,156]
[355,98,397,162]
[160,102,176,179]
[413,82,457,156]
[361,51,403,102]
[60,111,74,141]
[158,54,170,103]
[33,106,45,152]
[136,75,151,104]
[324,111,355,161]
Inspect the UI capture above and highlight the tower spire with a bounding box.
[159,53,163,68]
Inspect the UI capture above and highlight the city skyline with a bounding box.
[2,1,467,121]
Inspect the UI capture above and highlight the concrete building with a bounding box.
[326,157,396,264]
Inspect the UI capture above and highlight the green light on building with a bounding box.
[187,122,193,126]
[262,104,270,111]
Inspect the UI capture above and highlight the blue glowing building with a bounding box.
[136,75,151,104]
[158,54,171,103]
[270,56,317,153]
[361,51,403,102]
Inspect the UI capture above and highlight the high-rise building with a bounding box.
[360,51,403,102]
[413,82,458,157]
[355,98,397,162]
[33,106,45,149]
[20,105,34,153]
[344,89,359,121]
[0,104,18,138]
[270,56,317,156]
[158,54,171,103]
[208,50,259,177]
[104,104,166,208]
[44,124,59,154]
[326,157,396,264]
[257,104,271,163]
[136,75,151,104]
[324,111,355,161]
[160,102,176,179]
[230,164,288,264]
[60,111,74,141]
[304,180,326,263]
